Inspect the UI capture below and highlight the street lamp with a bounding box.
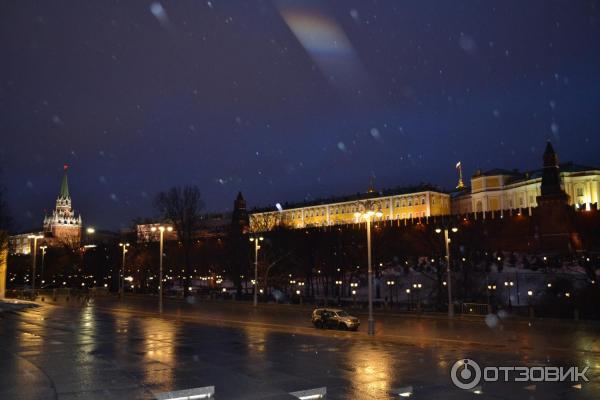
[118,242,130,299]
[39,245,48,288]
[435,226,458,317]
[350,282,358,305]
[354,204,383,336]
[151,225,173,313]
[27,235,43,293]
[386,280,395,306]
[504,280,514,307]
[487,284,497,309]
[249,236,264,307]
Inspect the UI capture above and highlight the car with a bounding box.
[312,308,360,331]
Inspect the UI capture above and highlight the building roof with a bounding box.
[473,162,599,187]
[59,169,70,199]
[474,168,520,177]
[250,183,446,213]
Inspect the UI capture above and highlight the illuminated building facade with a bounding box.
[452,143,600,215]
[136,213,231,243]
[250,185,451,232]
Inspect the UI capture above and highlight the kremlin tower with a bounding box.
[43,165,82,247]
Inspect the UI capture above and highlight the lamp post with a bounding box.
[118,242,130,299]
[28,235,43,293]
[504,280,514,308]
[335,280,342,304]
[413,282,422,312]
[527,289,535,318]
[151,225,172,314]
[354,204,383,336]
[350,282,358,306]
[297,281,305,305]
[249,236,264,307]
[386,280,395,306]
[435,226,458,318]
[487,284,497,312]
[39,245,48,288]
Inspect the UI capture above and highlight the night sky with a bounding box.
[2,1,600,232]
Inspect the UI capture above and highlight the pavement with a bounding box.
[0,294,598,399]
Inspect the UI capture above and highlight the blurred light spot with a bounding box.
[150,2,170,27]
[370,127,382,141]
[458,33,476,54]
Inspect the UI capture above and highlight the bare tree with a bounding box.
[154,186,204,297]
[249,212,290,233]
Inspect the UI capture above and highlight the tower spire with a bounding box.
[59,164,70,199]
[367,176,376,193]
[456,161,465,189]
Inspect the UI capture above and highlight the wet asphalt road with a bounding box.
[0,295,598,399]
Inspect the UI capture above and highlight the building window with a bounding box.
[432,197,436,205]
[576,187,584,197]
[421,197,425,205]
[408,199,412,206]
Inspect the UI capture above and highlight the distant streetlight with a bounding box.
[86,227,95,234]
[249,236,264,307]
[504,280,514,307]
[39,245,48,288]
[355,204,383,336]
[151,225,173,313]
[27,235,43,292]
[386,280,395,305]
[435,226,458,317]
[118,242,130,299]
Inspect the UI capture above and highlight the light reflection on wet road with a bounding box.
[0,298,598,399]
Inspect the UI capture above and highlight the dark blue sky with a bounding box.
[2,0,600,231]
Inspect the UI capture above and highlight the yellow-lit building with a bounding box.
[451,162,600,215]
[250,185,451,232]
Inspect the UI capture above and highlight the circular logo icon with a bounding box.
[450,358,482,390]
